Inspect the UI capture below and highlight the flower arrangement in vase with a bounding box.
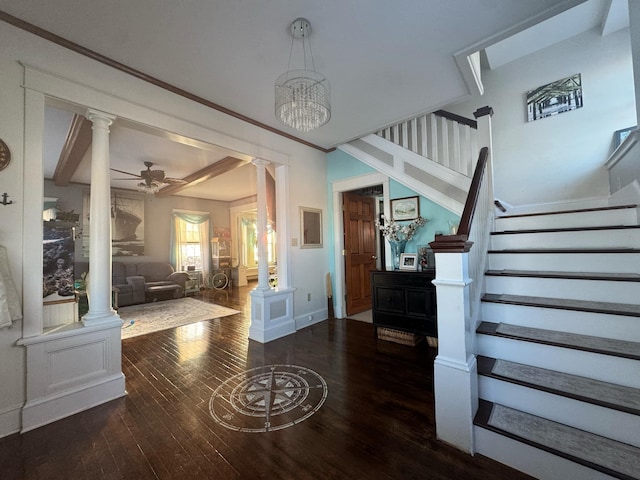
[375,214,427,269]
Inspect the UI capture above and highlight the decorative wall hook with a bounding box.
[1,193,14,205]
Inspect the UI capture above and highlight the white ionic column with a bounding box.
[253,158,271,291]
[249,159,295,343]
[82,109,120,326]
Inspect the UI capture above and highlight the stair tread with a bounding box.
[495,204,638,220]
[477,356,640,415]
[485,269,640,281]
[492,224,640,235]
[488,248,640,254]
[482,293,640,317]
[477,321,640,360]
[475,400,640,480]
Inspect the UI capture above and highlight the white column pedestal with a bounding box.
[249,287,296,343]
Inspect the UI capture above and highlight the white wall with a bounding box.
[0,21,328,437]
[445,28,636,208]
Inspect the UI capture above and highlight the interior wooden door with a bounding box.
[343,192,377,316]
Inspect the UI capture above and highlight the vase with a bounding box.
[388,240,407,270]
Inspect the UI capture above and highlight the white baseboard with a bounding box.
[294,307,329,331]
[0,403,22,439]
[21,373,126,433]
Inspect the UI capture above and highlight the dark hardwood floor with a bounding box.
[0,283,532,479]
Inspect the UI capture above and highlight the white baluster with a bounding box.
[419,115,428,158]
[428,113,438,162]
[439,116,449,168]
[410,118,418,153]
[401,122,409,149]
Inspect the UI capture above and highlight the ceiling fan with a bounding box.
[111,161,187,192]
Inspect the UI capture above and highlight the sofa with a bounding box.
[76,261,189,307]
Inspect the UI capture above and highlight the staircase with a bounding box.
[339,110,481,215]
[473,204,640,480]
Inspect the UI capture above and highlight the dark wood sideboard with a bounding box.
[371,269,437,338]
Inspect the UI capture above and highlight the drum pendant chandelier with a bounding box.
[275,18,331,132]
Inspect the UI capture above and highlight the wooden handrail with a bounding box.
[457,146,488,236]
[433,110,478,129]
[429,147,488,253]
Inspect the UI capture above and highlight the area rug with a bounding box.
[119,297,240,339]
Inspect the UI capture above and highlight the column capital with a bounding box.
[85,109,116,125]
[252,158,271,167]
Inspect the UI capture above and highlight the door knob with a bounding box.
[371,256,377,259]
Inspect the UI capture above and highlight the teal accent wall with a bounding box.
[326,148,461,296]
[390,183,460,252]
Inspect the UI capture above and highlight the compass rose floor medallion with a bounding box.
[209,365,328,433]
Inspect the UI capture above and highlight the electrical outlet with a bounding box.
[307,293,311,301]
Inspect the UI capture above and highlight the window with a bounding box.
[171,211,211,274]
[239,214,276,266]
[180,221,203,270]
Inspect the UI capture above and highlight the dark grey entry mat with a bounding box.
[488,404,640,479]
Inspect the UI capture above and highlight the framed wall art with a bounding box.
[82,189,145,257]
[391,196,419,221]
[526,73,583,122]
[300,206,322,248]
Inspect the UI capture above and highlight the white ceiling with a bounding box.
[2,0,628,201]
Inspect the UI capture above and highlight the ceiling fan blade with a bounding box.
[112,177,143,181]
[163,177,188,185]
[110,168,141,178]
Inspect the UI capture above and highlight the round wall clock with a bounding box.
[0,139,10,172]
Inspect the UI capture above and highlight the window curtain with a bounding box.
[170,212,212,277]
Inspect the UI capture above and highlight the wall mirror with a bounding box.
[300,207,322,248]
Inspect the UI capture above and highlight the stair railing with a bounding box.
[427,106,494,455]
[376,110,479,178]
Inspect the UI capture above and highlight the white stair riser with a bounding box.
[491,229,640,250]
[481,302,640,342]
[495,209,638,231]
[488,252,640,274]
[476,335,640,388]
[479,377,640,447]
[474,426,619,480]
[485,276,639,304]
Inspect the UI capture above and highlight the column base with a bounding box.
[82,310,121,327]
[249,287,295,343]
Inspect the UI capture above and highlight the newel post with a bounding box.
[429,240,477,453]
[429,106,493,454]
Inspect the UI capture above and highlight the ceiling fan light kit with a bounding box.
[275,18,331,133]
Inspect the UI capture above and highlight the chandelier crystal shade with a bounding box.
[275,18,331,132]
